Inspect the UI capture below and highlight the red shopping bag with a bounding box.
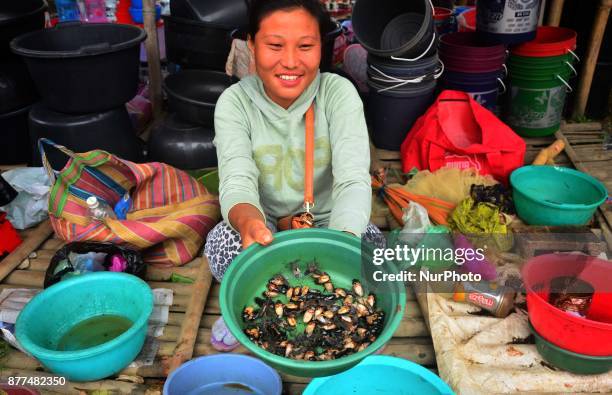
[400,90,526,184]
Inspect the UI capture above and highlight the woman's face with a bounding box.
[249,8,321,109]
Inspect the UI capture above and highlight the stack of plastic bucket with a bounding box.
[434,7,455,36]
[505,27,578,137]
[476,0,540,45]
[352,0,438,150]
[367,54,441,150]
[439,32,506,111]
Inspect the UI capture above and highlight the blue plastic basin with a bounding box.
[15,272,153,381]
[163,354,282,395]
[304,355,455,395]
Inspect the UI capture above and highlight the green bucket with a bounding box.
[509,53,575,70]
[220,229,406,377]
[505,66,573,137]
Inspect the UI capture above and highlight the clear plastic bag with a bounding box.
[0,168,51,229]
[398,201,431,246]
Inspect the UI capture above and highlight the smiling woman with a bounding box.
[203,0,380,298]
[247,1,326,109]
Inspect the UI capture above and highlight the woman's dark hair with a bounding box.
[247,0,333,40]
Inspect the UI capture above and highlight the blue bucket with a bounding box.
[304,355,455,395]
[442,68,504,110]
[163,354,282,395]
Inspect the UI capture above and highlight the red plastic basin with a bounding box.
[522,253,612,356]
[512,26,577,57]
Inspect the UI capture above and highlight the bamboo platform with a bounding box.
[0,223,433,394]
[1,120,606,394]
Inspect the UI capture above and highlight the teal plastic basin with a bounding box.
[510,166,608,226]
[304,355,455,394]
[220,229,406,378]
[16,272,153,381]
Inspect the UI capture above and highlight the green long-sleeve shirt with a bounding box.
[214,72,371,235]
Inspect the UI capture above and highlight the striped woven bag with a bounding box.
[40,139,220,266]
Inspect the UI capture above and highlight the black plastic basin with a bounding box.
[0,0,46,59]
[0,60,38,113]
[163,70,236,127]
[0,105,31,165]
[163,15,233,71]
[147,113,217,170]
[170,0,248,29]
[11,22,146,114]
[29,103,144,169]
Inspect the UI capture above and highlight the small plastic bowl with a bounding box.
[163,354,282,395]
[530,321,612,374]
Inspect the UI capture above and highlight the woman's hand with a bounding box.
[229,203,274,249]
[240,217,273,249]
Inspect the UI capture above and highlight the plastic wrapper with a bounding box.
[0,167,51,229]
[44,242,146,288]
[398,201,431,246]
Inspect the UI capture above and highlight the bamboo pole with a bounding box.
[166,258,213,374]
[572,0,612,118]
[143,0,163,118]
[546,0,565,26]
[0,220,52,282]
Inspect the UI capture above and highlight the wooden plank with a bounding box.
[0,220,53,282]
[4,270,45,287]
[167,258,212,375]
[0,164,28,173]
[375,148,402,161]
[596,211,612,251]
[560,121,603,132]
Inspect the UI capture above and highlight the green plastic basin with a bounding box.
[220,228,406,377]
[530,321,612,374]
[16,272,153,381]
[510,166,608,225]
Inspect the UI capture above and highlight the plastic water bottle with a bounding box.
[56,0,82,22]
[87,196,117,221]
[84,0,108,22]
